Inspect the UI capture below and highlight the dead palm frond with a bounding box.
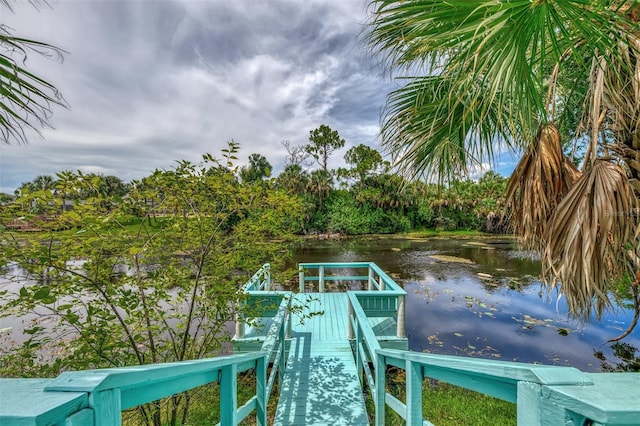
[505,123,581,250]
[543,160,639,320]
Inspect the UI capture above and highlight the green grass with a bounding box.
[402,229,513,239]
[366,372,517,426]
[421,381,516,425]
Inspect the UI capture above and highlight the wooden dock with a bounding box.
[5,263,639,426]
[273,293,369,425]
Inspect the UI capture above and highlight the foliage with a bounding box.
[305,124,345,172]
[340,143,389,187]
[239,153,272,183]
[0,143,302,425]
[0,0,67,144]
[367,0,640,332]
[594,342,640,372]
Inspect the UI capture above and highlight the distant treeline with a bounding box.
[2,126,509,235]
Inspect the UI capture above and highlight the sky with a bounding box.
[0,0,517,194]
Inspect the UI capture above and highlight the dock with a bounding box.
[274,294,368,425]
[2,262,640,425]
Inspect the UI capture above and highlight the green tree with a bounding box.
[16,174,56,194]
[306,124,345,172]
[368,0,640,335]
[276,164,309,195]
[239,153,272,183]
[307,169,333,209]
[1,1,66,144]
[341,144,388,187]
[0,145,303,425]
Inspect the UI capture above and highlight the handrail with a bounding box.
[259,296,290,402]
[347,291,382,400]
[36,352,267,426]
[235,264,291,408]
[373,349,640,426]
[298,262,404,293]
[241,263,271,292]
[300,262,407,338]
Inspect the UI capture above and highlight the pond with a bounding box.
[288,236,640,372]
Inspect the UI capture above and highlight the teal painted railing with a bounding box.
[299,261,407,338]
[327,262,640,426]
[3,262,640,425]
[1,265,281,426]
[234,263,290,403]
[374,349,640,426]
[0,352,268,425]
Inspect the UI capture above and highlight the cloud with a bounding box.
[0,0,390,192]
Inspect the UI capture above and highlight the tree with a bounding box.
[17,174,56,193]
[239,153,272,183]
[368,0,640,337]
[276,164,309,195]
[307,169,333,210]
[342,144,388,187]
[281,139,311,167]
[1,1,67,144]
[0,145,303,425]
[306,124,345,172]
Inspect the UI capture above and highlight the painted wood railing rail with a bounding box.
[233,263,290,402]
[0,351,267,426]
[299,261,407,338]
[374,348,640,426]
[4,262,640,426]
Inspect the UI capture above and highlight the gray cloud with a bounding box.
[1,0,394,192]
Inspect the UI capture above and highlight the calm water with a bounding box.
[2,236,638,372]
[288,236,640,372]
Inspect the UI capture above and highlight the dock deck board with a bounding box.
[273,293,369,425]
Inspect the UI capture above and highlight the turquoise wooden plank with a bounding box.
[274,293,369,425]
[274,335,369,425]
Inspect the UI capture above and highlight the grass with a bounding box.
[121,369,280,426]
[365,369,517,426]
[402,229,514,239]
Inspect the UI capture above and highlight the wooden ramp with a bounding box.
[273,293,369,425]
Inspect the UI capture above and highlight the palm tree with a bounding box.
[239,153,272,184]
[1,1,67,144]
[368,0,640,337]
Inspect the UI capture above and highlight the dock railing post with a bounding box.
[298,265,304,293]
[406,360,423,426]
[265,264,271,291]
[379,276,385,291]
[256,356,267,426]
[375,353,386,426]
[319,265,325,293]
[396,295,406,338]
[347,298,355,340]
[286,296,292,339]
[220,363,238,425]
[368,267,374,291]
[92,389,122,426]
[235,307,245,339]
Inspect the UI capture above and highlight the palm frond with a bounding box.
[505,123,580,250]
[0,26,67,144]
[368,0,639,179]
[543,160,639,320]
[381,75,514,182]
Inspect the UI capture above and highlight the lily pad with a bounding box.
[430,254,475,264]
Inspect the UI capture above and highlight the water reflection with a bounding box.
[289,236,640,372]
